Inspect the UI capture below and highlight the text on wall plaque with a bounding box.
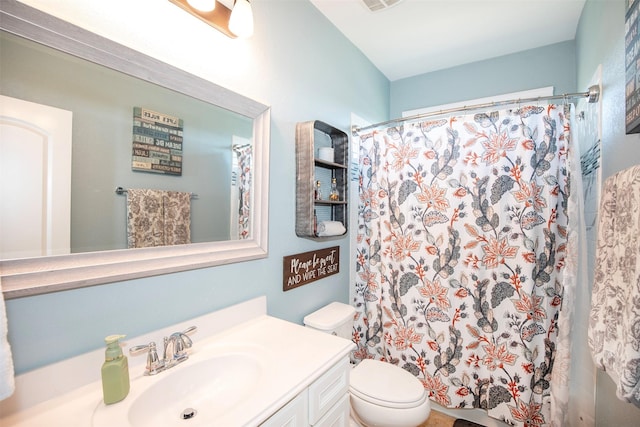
[283,246,340,291]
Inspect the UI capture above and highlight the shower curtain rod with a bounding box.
[352,84,601,134]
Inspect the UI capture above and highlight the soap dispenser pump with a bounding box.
[101,334,130,405]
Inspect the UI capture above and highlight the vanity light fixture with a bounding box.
[168,0,254,39]
[186,0,216,12]
[229,0,254,38]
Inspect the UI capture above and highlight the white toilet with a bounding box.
[304,302,431,427]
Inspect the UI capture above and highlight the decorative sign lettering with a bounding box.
[283,246,340,291]
[132,107,183,175]
[626,1,640,133]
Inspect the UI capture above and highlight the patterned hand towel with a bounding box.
[163,191,191,246]
[126,188,165,248]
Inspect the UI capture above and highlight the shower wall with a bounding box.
[390,40,576,118]
[576,0,640,425]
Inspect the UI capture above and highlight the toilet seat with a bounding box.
[350,359,427,409]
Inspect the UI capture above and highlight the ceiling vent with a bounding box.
[361,0,403,12]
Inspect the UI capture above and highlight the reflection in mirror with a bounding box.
[0,0,270,298]
[1,31,254,258]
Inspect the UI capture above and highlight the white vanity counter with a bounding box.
[1,297,355,426]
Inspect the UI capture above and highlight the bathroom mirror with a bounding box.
[2,31,255,253]
[0,1,270,298]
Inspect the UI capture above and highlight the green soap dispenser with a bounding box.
[101,334,130,405]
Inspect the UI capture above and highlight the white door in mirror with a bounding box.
[0,95,72,259]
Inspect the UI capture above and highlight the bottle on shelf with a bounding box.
[315,180,322,200]
[313,209,318,235]
[329,177,339,201]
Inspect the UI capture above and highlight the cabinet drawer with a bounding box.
[308,358,349,424]
[314,394,350,427]
[260,392,308,427]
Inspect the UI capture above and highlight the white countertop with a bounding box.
[1,297,354,426]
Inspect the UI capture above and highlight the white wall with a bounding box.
[576,0,640,425]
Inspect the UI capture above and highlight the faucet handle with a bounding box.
[171,327,196,360]
[181,325,197,336]
[176,326,197,350]
[179,325,197,350]
[130,341,164,375]
[164,326,197,364]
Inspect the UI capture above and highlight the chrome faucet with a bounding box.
[163,327,195,366]
[130,326,197,376]
[129,341,164,375]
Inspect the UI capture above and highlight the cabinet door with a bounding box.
[308,358,350,424]
[260,392,308,427]
[314,394,350,427]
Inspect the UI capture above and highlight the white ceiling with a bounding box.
[309,0,586,81]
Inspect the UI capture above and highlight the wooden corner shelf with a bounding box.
[295,120,349,239]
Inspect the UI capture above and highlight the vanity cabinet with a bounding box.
[261,357,350,426]
[295,121,349,239]
[261,393,309,426]
[308,358,350,425]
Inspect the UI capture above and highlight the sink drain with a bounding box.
[181,408,197,420]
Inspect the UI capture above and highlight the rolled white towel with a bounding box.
[317,221,346,237]
[0,282,15,401]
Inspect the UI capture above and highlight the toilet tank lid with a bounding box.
[303,302,356,330]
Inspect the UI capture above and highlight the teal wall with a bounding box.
[4,0,389,374]
[390,40,577,118]
[7,2,640,425]
[576,0,640,425]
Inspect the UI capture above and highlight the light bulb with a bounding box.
[229,0,254,38]
[186,0,216,12]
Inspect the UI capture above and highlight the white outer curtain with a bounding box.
[231,143,253,240]
[352,104,592,426]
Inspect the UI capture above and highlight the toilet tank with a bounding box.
[303,302,355,340]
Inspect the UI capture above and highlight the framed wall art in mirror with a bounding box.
[0,0,270,299]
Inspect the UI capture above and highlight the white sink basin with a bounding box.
[92,346,265,427]
[1,299,357,427]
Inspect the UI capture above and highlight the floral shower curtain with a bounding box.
[353,105,583,425]
[232,144,253,239]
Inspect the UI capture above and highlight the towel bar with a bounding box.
[115,186,198,199]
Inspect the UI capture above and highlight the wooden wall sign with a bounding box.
[283,246,340,291]
[132,107,184,175]
[626,0,640,133]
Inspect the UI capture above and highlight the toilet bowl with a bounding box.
[349,359,431,427]
[304,302,431,427]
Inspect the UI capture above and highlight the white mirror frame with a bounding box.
[0,0,270,299]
